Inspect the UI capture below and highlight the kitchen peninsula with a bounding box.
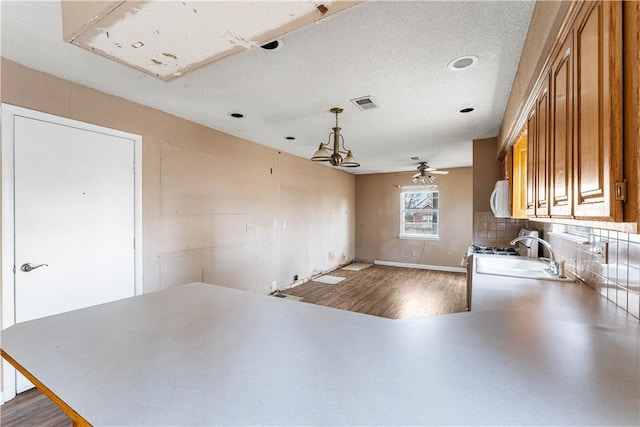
[2,275,638,426]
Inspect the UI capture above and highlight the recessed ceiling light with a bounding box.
[260,40,281,50]
[459,107,475,113]
[447,55,478,71]
[284,136,296,140]
[228,112,244,118]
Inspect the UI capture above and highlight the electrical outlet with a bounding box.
[246,223,253,232]
[593,241,608,263]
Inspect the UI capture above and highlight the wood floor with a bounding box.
[0,264,466,424]
[281,264,467,319]
[0,387,69,427]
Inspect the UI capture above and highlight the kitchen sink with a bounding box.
[475,255,574,282]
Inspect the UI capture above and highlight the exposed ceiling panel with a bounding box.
[64,1,359,80]
[1,1,535,175]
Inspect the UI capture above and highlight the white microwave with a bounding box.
[490,180,510,218]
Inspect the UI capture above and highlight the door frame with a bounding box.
[1,104,143,402]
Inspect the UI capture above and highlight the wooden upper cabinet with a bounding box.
[549,34,574,217]
[525,106,537,216]
[573,0,623,220]
[510,0,633,223]
[535,75,550,217]
[623,0,639,224]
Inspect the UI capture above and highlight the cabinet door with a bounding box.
[511,132,528,219]
[623,0,639,224]
[535,75,550,217]
[573,0,623,220]
[550,35,573,217]
[525,106,537,216]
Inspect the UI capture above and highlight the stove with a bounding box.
[470,245,520,256]
[463,243,522,311]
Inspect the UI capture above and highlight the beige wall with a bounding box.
[472,137,500,212]
[355,168,472,268]
[1,59,355,300]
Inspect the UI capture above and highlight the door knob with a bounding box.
[20,263,48,272]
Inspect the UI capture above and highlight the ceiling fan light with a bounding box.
[341,150,360,167]
[411,161,446,184]
[411,168,437,185]
[412,174,427,185]
[311,144,331,161]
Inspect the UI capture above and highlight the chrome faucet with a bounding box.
[510,236,560,277]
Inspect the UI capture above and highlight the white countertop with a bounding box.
[2,273,639,426]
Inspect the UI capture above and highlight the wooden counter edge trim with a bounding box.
[0,348,92,427]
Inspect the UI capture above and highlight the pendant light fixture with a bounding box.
[310,107,360,168]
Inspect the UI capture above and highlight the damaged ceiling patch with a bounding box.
[65,1,362,80]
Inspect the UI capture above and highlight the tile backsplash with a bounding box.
[473,211,529,247]
[471,213,639,320]
[531,221,640,320]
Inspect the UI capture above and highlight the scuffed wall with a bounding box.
[1,59,355,299]
[355,168,472,268]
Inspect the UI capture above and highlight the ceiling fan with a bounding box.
[412,162,449,184]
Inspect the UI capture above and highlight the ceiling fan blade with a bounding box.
[429,170,449,175]
[412,172,421,178]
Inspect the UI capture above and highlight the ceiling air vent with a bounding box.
[350,96,378,111]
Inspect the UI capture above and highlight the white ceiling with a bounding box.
[1,1,535,175]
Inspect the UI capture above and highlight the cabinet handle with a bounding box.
[615,181,626,202]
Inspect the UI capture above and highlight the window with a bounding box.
[400,186,439,239]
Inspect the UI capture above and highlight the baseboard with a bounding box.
[374,260,466,273]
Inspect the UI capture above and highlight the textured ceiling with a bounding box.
[1,1,535,175]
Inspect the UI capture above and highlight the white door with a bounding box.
[2,105,142,397]
[14,115,136,322]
